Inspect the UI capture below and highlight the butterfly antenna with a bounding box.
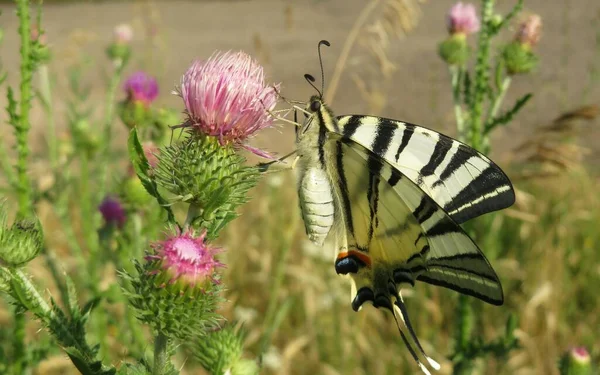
[394,294,441,371]
[317,40,330,96]
[390,308,432,375]
[304,74,322,97]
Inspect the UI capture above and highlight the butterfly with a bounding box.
[269,40,515,374]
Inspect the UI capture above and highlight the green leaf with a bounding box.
[127,128,175,224]
[494,59,505,92]
[485,93,533,134]
[64,347,117,375]
[64,274,80,319]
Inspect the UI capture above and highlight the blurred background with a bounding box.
[0,0,598,374]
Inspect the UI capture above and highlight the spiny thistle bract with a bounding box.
[154,134,259,239]
[123,229,224,341]
[0,204,44,267]
[192,325,259,375]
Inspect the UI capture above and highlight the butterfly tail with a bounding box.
[393,294,441,372]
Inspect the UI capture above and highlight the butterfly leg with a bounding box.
[256,152,300,174]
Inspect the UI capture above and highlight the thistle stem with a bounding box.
[14,0,34,217]
[449,65,466,142]
[153,332,169,375]
[184,203,201,229]
[99,64,125,192]
[469,0,495,151]
[487,76,512,125]
[39,64,58,170]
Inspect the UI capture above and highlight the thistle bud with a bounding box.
[193,325,259,375]
[119,72,159,128]
[106,23,132,65]
[98,196,126,229]
[124,229,224,340]
[559,347,592,375]
[31,24,51,64]
[502,15,542,75]
[120,176,154,208]
[439,3,480,66]
[0,207,44,267]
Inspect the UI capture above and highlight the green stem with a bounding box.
[153,332,169,375]
[184,203,201,229]
[38,64,58,170]
[99,65,125,192]
[482,76,512,152]
[14,0,34,217]
[487,76,512,124]
[11,306,25,375]
[449,65,466,142]
[452,294,474,375]
[469,0,495,151]
[0,141,18,189]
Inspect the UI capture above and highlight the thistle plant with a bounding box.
[0,0,276,373]
[438,1,538,373]
[121,50,278,374]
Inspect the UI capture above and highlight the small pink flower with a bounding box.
[516,15,542,47]
[123,72,159,105]
[98,196,126,228]
[149,230,224,287]
[178,51,279,158]
[447,2,480,35]
[114,23,133,44]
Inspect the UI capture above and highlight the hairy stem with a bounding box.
[450,65,466,142]
[39,64,58,170]
[469,0,495,151]
[153,332,169,375]
[99,65,124,192]
[14,0,34,217]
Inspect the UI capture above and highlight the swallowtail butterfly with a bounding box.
[274,40,515,374]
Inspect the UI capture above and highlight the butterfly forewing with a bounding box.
[336,115,515,224]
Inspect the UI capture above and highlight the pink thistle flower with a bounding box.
[123,72,159,106]
[447,2,480,36]
[150,230,224,288]
[98,196,126,228]
[178,51,279,158]
[515,14,542,48]
[114,23,133,44]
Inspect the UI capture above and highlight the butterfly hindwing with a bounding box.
[323,133,504,308]
[336,115,515,224]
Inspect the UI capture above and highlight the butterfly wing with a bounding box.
[335,115,515,224]
[323,132,504,307]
